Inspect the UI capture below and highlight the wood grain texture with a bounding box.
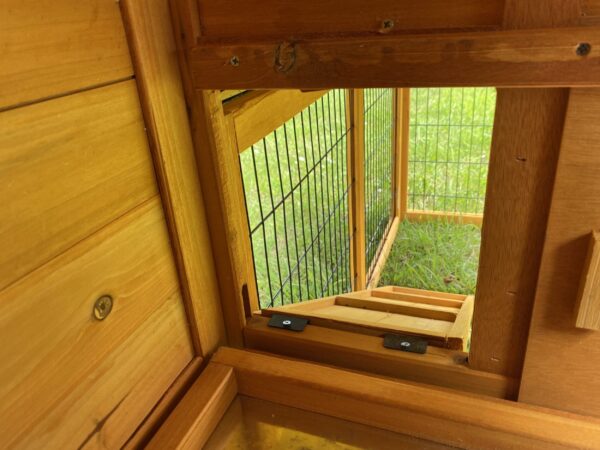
[170,2,255,345]
[245,316,518,399]
[223,89,328,151]
[0,198,194,449]
[189,27,600,89]
[214,347,600,449]
[469,1,578,377]
[519,89,600,417]
[0,0,133,110]
[574,231,600,330]
[147,364,237,450]
[121,0,227,356]
[0,81,157,292]
[196,0,505,39]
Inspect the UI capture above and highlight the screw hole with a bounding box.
[576,42,591,57]
[230,56,240,67]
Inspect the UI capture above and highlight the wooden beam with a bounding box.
[213,347,600,449]
[223,89,328,152]
[405,210,483,227]
[367,217,400,288]
[147,363,237,450]
[170,2,259,346]
[195,0,505,40]
[394,89,410,220]
[121,0,226,356]
[348,90,367,290]
[575,231,600,330]
[519,89,600,417]
[469,1,579,378]
[189,27,600,89]
[244,316,518,399]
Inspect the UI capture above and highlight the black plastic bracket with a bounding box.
[267,314,308,332]
[383,333,428,354]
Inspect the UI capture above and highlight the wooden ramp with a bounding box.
[261,286,474,351]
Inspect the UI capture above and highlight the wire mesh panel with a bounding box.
[408,88,496,214]
[239,90,351,309]
[364,88,394,278]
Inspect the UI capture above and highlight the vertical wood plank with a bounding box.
[394,89,410,220]
[468,1,580,378]
[574,231,600,330]
[121,0,226,356]
[348,89,366,290]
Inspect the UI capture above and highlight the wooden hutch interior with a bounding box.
[3,0,600,448]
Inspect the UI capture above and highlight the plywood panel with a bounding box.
[0,80,158,291]
[519,89,600,417]
[0,0,133,110]
[0,198,194,448]
[196,0,505,39]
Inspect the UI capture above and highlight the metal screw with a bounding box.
[93,295,113,321]
[576,42,591,56]
[382,19,394,30]
[230,55,240,66]
[282,319,292,327]
[400,341,411,347]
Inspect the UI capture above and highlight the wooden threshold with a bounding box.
[244,316,516,399]
[188,27,600,89]
[149,348,600,449]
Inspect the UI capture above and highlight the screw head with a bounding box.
[93,295,113,321]
[282,319,292,327]
[230,55,240,66]
[400,341,411,348]
[576,42,592,56]
[382,19,394,29]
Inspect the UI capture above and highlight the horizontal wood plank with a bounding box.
[406,210,484,227]
[371,288,465,308]
[245,316,518,399]
[196,0,505,39]
[214,347,600,449]
[147,363,237,450]
[0,80,158,291]
[0,0,133,110]
[189,27,600,89]
[0,198,194,449]
[224,89,328,151]
[335,295,459,322]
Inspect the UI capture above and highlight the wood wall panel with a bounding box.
[519,89,600,417]
[0,198,194,449]
[0,0,133,110]
[196,0,505,39]
[469,0,579,378]
[0,80,158,292]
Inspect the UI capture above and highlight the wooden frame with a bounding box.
[149,348,600,449]
[188,27,600,89]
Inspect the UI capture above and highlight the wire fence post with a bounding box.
[347,89,367,290]
[394,88,410,221]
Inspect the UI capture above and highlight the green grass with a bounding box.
[378,220,482,295]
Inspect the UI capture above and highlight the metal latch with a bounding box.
[383,333,428,354]
[268,314,308,331]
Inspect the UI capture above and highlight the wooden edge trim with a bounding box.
[575,230,600,330]
[223,89,329,151]
[370,289,465,308]
[214,346,600,449]
[367,217,400,288]
[124,357,204,449]
[146,363,237,450]
[406,210,484,227]
[448,295,475,352]
[398,89,410,220]
[244,316,516,399]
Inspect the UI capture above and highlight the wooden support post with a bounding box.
[347,89,366,290]
[393,88,410,220]
[468,0,580,378]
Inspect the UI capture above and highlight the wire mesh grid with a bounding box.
[408,87,496,215]
[364,88,394,278]
[239,90,352,309]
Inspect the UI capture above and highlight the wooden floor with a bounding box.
[205,395,453,449]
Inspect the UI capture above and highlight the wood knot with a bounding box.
[274,41,296,73]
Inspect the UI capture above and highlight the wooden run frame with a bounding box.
[147,347,600,449]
